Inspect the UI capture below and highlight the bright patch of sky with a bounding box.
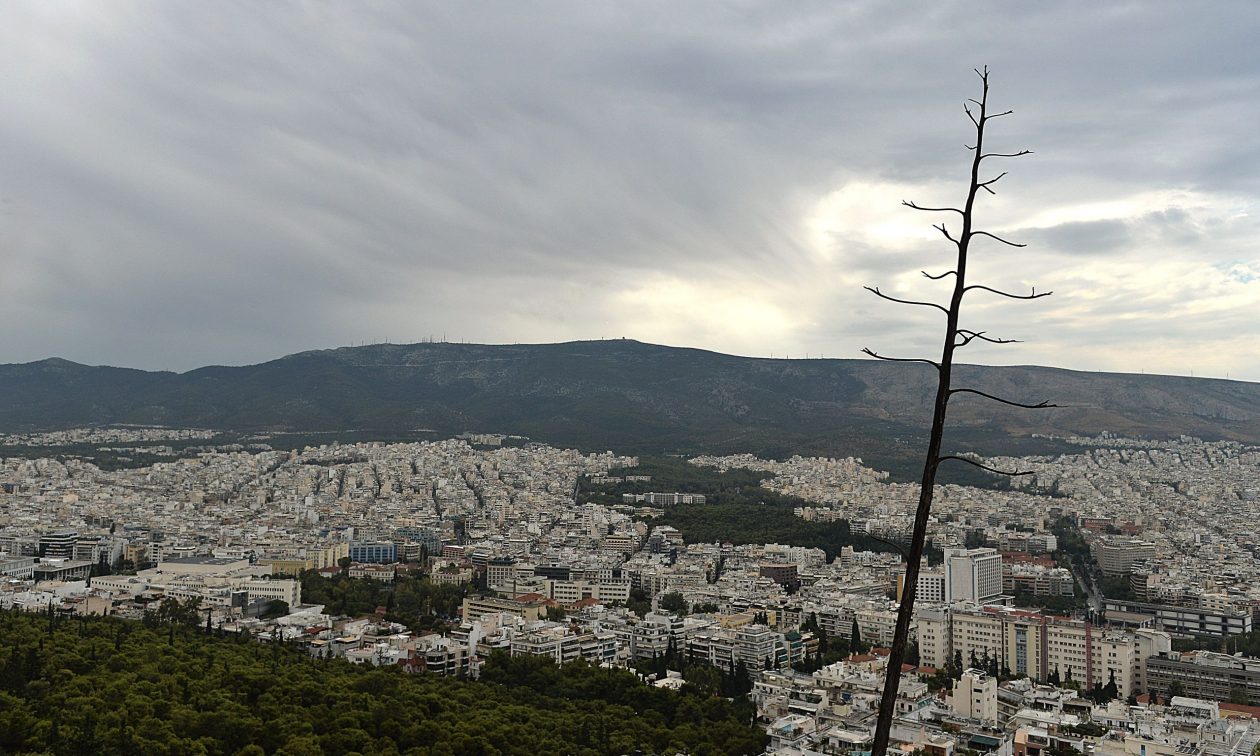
[2,2,1259,381]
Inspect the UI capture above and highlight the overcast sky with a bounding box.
[4,2,1260,381]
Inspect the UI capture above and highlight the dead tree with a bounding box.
[864,67,1055,756]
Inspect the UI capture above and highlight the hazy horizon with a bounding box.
[9,337,1258,388]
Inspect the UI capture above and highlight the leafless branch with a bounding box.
[963,104,978,127]
[987,109,1015,119]
[861,348,941,371]
[969,230,1025,247]
[902,201,963,215]
[864,286,949,314]
[963,283,1052,300]
[933,223,957,244]
[921,270,957,281]
[948,387,1058,409]
[976,172,1008,195]
[981,149,1033,159]
[865,531,909,558]
[937,455,1033,476]
[954,329,1021,347]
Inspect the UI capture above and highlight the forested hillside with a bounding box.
[4,341,1260,470]
[0,610,767,755]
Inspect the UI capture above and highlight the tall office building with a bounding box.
[945,547,1003,604]
[908,548,1003,605]
[38,531,78,559]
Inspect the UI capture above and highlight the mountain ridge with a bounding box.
[3,340,1259,463]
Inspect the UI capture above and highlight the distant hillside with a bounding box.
[2,340,1259,470]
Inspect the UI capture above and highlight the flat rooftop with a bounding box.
[161,556,245,566]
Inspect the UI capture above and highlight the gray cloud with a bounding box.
[1019,220,1133,257]
[2,1,1260,380]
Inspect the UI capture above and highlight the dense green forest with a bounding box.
[0,435,245,472]
[299,572,469,634]
[0,609,767,755]
[583,456,930,561]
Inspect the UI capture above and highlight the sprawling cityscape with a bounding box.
[6,426,1260,754]
[8,2,1260,753]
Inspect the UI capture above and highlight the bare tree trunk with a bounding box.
[866,67,1050,756]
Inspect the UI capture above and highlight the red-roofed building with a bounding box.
[1220,702,1260,719]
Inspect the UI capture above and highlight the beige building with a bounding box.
[547,578,630,605]
[432,565,474,586]
[1092,537,1156,576]
[916,605,1170,697]
[309,542,350,570]
[915,606,951,670]
[461,595,549,623]
[946,669,998,724]
[257,558,309,576]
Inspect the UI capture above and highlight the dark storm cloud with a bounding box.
[2,1,1260,379]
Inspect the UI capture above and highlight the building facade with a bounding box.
[1146,651,1260,704]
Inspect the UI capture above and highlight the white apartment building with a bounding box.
[614,612,685,660]
[546,578,631,605]
[915,606,950,670]
[687,623,805,672]
[245,579,301,607]
[509,624,618,665]
[1004,563,1074,597]
[908,548,1003,606]
[917,568,947,603]
[90,556,301,609]
[946,547,1003,604]
[0,556,36,579]
[1092,537,1156,576]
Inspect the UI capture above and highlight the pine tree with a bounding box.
[1103,670,1119,702]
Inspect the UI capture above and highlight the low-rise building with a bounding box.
[946,668,998,724]
[1146,651,1260,705]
